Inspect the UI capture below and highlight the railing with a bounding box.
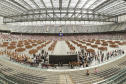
[0,72,16,84]
[64,71,68,84]
[97,67,126,84]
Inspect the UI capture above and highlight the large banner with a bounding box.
[58,33,63,36]
[49,55,77,64]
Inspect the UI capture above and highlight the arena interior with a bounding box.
[0,0,126,84]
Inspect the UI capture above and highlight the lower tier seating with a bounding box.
[0,55,126,84]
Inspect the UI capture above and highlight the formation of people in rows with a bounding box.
[75,49,125,68]
[0,47,125,70]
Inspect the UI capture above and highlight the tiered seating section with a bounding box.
[0,54,126,84]
[0,59,60,84]
[4,22,126,33]
[0,33,126,41]
[67,56,126,84]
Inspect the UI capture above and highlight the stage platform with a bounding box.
[49,55,77,64]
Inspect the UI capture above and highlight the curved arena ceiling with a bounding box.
[0,0,126,23]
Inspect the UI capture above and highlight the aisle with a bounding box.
[53,41,70,55]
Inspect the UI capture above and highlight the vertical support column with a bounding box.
[99,54,101,63]
[39,13,40,21]
[115,16,118,23]
[93,13,95,21]
[81,11,82,21]
[103,52,105,62]
[26,15,28,21]
[3,17,6,24]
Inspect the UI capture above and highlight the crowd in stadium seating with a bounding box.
[0,33,126,41]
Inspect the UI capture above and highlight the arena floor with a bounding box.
[0,39,126,71]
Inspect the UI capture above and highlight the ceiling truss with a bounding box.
[0,0,125,23]
[4,13,116,23]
